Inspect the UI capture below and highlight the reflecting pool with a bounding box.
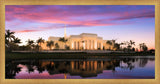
[5,56,155,79]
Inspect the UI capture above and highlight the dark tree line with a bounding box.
[106,39,149,52]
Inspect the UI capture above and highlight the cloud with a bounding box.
[15,29,41,33]
[112,11,155,21]
[5,5,155,32]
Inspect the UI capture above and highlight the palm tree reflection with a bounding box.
[5,58,153,79]
[5,62,21,79]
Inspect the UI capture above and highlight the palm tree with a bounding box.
[13,37,21,45]
[129,40,135,48]
[120,42,126,50]
[55,43,59,49]
[139,43,143,51]
[46,41,54,50]
[125,40,135,52]
[120,42,124,46]
[59,37,68,43]
[139,43,148,52]
[106,40,112,50]
[26,39,35,50]
[111,39,116,44]
[34,44,40,51]
[106,40,112,45]
[37,37,45,51]
[5,30,15,45]
[5,30,22,51]
[59,37,68,49]
[26,39,34,46]
[142,46,148,52]
[8,37,21,51]
[106,40,118,50]
[114,43,120,50]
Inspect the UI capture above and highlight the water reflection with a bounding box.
[5,57,155,79]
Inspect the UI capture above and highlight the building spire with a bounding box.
[64,24,67,39]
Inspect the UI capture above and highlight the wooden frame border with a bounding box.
[0,0,160,84]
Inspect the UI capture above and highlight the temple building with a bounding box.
[40,25,116,50]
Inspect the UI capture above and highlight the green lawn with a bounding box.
[5,52,154,61]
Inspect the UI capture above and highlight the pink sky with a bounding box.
[5,5,155,49]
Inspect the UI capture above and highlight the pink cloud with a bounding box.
[15,29,41,33]
[14,7,25,11]
[5,5,155,33]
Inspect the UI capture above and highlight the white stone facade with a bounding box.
[39,33,115,50]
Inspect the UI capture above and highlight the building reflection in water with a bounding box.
[70,61,102,77]
[5,58,155,79]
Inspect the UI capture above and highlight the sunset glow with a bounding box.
[5,5,155,49]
